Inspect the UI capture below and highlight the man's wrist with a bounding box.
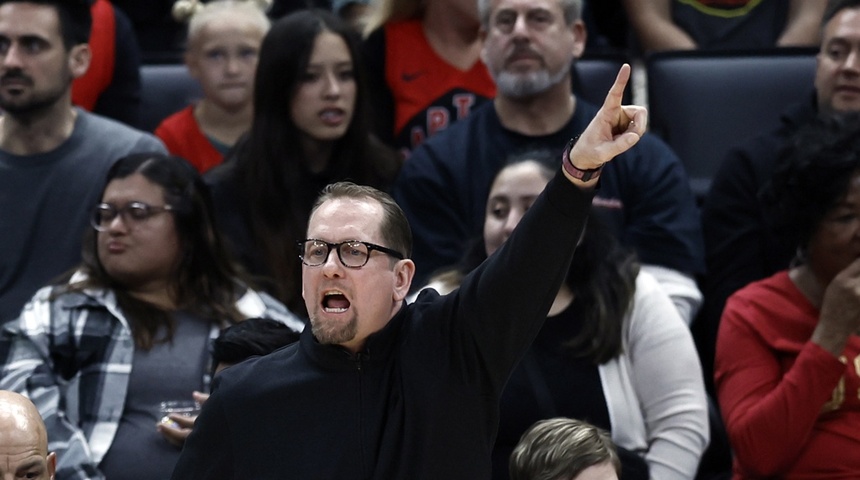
[562,136,604,181]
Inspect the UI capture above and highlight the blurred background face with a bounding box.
[97,173,181,292]
[816,7,860,114]
[187,15,266,111]
[483,161,550,256]
[290,30,356,144]
[0,2,74,115]
[480,0,582,98]
[806,171,860,285]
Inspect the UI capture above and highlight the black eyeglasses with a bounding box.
[297,239,404,268]
[91,202,174,231]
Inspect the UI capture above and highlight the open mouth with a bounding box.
[323,290,350,313]
[320,108,346,126]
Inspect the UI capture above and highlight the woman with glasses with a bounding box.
[417,152,709,480]
[205,9,400,319]
[0,153,303,480]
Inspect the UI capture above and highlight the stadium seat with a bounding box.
[573,51,633,106]
[138,64,203,133]
[646,48,817,200]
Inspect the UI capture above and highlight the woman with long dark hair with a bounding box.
[207,9,400,317]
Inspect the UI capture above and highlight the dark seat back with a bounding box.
[573,51,633,106]
[138,64,203,133]
[647,48,817,200]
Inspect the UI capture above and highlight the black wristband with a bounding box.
[561,136,604,181]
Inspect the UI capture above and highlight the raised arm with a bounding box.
[778,0,828,47]
[564,64,646,187]
[442,65,647,389]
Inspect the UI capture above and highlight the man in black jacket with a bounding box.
[171,65,645,479]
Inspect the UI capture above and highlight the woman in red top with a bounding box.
[715,112,860,479]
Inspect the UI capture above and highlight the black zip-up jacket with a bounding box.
[171,172,593,479]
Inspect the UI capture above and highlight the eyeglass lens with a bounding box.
[92,203,166,231]
[302,241,370,267]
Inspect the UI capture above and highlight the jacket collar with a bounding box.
[301,301,408,371]
[56,270,130,330]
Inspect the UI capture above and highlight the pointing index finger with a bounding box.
[602,63,631,110]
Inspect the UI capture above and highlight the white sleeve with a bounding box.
[640,263,703,326]
[629,272,710,480]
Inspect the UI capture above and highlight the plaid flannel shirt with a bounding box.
[0,273,304,480]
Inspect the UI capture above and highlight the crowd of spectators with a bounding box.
[2,0,858,478]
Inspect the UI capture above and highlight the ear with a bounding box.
[68,44,91,79]
[392,259,416,303]
[570,19,587,59]
[47,452,57,479]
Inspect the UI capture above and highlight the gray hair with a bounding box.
[478,0,581,28]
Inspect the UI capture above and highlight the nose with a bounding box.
[2,42,23,68]
[225,54,241,75]
[106,213,129,234]
[842,48,860,73]
[512,14,529,38]
[320,246,345,277]
[503,210,523,235]
[322,71,341,98]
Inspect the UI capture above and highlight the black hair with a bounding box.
[447,151,638,364]
[216,8,399,316]
[211,317,300,375]
[823,0,860,27]
[71,153,247,350]
[0,0,91,48]
[761,112,860,258]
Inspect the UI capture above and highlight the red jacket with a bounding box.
[71,0,115,111]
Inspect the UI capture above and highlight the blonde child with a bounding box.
[155,0,271,172]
